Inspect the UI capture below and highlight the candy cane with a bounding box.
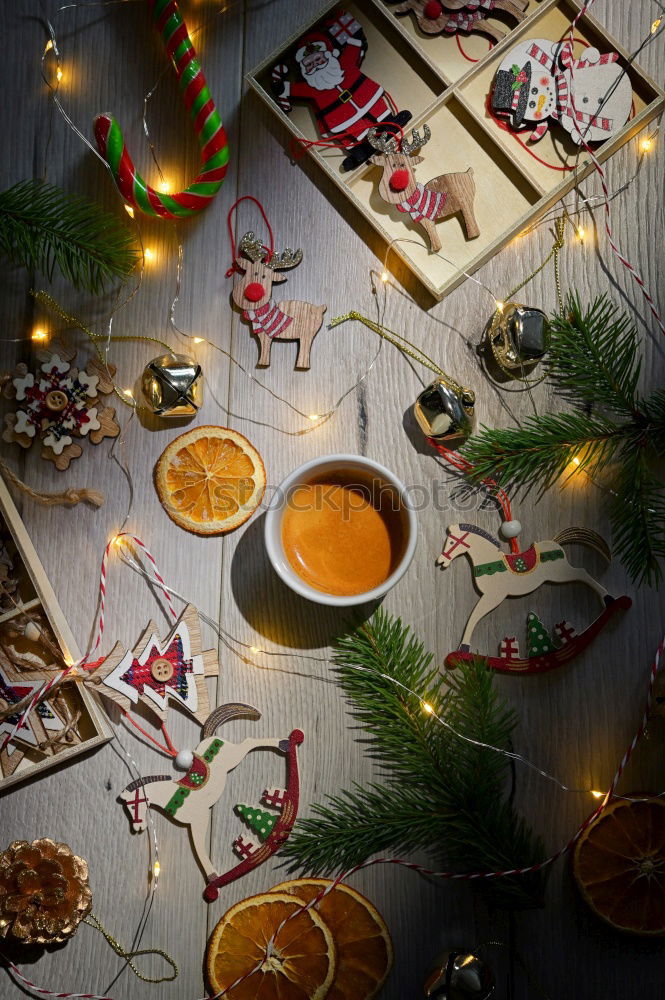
[93,0,229,219]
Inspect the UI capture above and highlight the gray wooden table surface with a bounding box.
[0,1,663,998]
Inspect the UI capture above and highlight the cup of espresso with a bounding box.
[264,454,418,606]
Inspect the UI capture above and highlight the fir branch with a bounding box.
[462,294,665,586]
[462,413,624,493]
[609,444,665,587]
[282,612,547,910]
[547,294,642,416]
[0,180,140,294]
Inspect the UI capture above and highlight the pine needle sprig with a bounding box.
[548,294,641,415]
[461,294,665,586]
[282,612,547,910]
[0,180,140,294]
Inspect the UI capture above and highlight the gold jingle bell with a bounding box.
[413,377,476,445]
[479,303,550,381]
[141,353,203,418]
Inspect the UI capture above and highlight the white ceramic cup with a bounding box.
[264,454,418,607]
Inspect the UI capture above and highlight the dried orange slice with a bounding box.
[206,891,336,1000]
[271,879,393,1000]
[573,796,665,936]
[155,425,265,535]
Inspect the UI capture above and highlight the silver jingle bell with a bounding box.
[141,353,203,418]
[480,303,550,380]
[413,377,476,445]
[424,950,495,1000]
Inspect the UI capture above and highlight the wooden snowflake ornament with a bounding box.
[437,522,631,674]
[3,341,120,470]
[87,604,219,725]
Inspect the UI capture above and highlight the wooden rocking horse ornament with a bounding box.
[230,232,326,370]
[437,523,631,674]
[367,125,480,253]
[119,702,304,900]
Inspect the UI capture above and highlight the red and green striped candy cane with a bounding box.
[93,0,229,219]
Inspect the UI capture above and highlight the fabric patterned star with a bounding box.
[3,340,120,470]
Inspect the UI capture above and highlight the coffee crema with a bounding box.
[281,475,407,596]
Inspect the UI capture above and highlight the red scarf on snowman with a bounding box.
[521,41,618,142]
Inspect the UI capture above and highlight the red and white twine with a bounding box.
[568,1,665,336]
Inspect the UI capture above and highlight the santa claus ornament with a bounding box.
[271,8,412,169]
[492,38,633,145]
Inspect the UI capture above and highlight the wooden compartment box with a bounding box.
[248,0,664,300]
[0,477,109,792]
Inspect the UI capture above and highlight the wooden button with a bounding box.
[45,389,68,412]
[151,657,174,682]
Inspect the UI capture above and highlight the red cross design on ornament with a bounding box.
[126,786,149,825]
[443,531,470,560]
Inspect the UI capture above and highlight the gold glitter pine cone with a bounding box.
[0,838,92,944]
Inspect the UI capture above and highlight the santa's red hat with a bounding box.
[295,32,339,63]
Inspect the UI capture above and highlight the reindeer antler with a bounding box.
[238,231,266,263]
[367,127,400,154]
[270,246,303,271]
[401,124,431,154]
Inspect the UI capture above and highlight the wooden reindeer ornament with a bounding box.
[388,0,528,42]
[119,703,304,900]
[437,523,631,674]
[230,232,326,370]
[367,125,480,253]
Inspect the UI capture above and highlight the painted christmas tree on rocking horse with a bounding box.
[437,522,631,674]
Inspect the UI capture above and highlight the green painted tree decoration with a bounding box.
[235,803,277,842]
[526,613,556,657]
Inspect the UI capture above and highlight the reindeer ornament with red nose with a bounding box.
[388,0,528,43]
[368,125,480,253]
[230,232,326,370]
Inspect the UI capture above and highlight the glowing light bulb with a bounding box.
[110,534,123,548]
[308,414,320,421]
[153,860,161,878]
[640,137,653,153]
[31,327,47,342]
[652,18,661,34]
[495,300,505,313]
[144,247,154,262]
[192,337,204,344]
[572,456,581,467]
[577,227,586,242]
[422,701,434,715]
[44,40,53,53]
[591,790,604,800]
[158,179,172,193]
[250,646,262,654]
[56,67,63,82]
[380,270,389,282]
[123,388,134,399]
[124,204,135,218]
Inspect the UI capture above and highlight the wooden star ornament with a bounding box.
[86,605,219,725]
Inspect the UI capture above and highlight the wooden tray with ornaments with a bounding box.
[248,0,664,300]
[0,476,109,792]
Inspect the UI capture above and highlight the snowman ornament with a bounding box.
[492,38,632,145]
